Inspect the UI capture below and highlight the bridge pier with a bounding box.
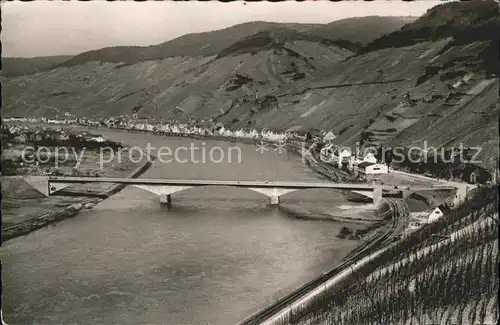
[373,187,383,207]
[269,196,280,206]
[22,177,456,212]
[160,194,172,208]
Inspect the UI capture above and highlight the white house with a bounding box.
[90,135,106,143]
[338,148,352,160]
[363,152,378,164]
[427,204,452,223]
[366,163,389,175]
[323,131,336,143]
[319,145,351,167]
[356,161,376,175]
[320,143,336,161]
[337,148,352,168]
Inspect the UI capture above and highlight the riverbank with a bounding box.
[1,123,375,243]
[1,129,368,325]
[238,172,483,325]
[2,122,452,245]
[1,157,154,242]
[2,125,466,325]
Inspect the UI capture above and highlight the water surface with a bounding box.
[1,129,364,325]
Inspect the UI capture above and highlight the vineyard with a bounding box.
[274,185,498,325]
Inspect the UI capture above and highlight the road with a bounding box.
[238,197,409,325]
[1,130,365,325]
[366,209,497,283]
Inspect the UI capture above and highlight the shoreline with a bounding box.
[0,125,373,242]
[1,156,155,243]
[3,125,418,324]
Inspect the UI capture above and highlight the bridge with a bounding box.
[24,176,457,208]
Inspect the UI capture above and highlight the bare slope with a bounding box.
[54,22,323,68]
[363,0,500,55]
[2,36,352,120]
[1,55,73,77]
[306,16,416,44]
[2,1,499,168]
[8,17,414,74]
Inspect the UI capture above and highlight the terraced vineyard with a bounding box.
[3,1,499,170]
[272,186,498,325]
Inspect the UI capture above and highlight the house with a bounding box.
[320,143,335,160]
[338,148,352,160]
[366,163,389,175]
[323,131,336,143]
[363,152,378,164]
[13,134,27,144]
[337,148,352,168]
[427,204,452,223]
[56,134,70,142]
[35,133,43,142]
[319,145,352,168]
[83,134,106,143]
[355,161,376,177]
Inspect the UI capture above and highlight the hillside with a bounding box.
[0,16,420,75]
[2,36,353,120]
[363,0,500,56]
[53,21,323,68]
[277,186,498,325]
[307,16,416,44]
[2,1,499,170]
[0,55,73,77]
[21,17,417,71]
[216,27,356,58]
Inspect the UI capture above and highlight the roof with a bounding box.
[436,203,452,214]
[339,148,352,155]
[366,163,387,169]
[323,131,336,139]
[358,161,376,169]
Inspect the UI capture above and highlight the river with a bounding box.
[1,128,366,325]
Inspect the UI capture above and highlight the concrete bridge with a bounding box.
[24,176,457,208]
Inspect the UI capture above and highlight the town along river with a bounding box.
[1,128,366,325]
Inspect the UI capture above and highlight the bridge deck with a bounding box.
[44,176,456,191]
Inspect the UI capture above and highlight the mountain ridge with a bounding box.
[2,1,499,169]
[1,16,416,77]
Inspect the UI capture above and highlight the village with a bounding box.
[3,115,485,234]
[3,115,492,185]
[1,122,123,177]
[2,117,399,179]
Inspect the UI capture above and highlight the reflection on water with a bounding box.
[1,130,365,325]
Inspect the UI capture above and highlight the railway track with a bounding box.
[238,198,409,325]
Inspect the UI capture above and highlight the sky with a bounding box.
[1,0,451,58]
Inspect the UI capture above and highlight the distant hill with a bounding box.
[1,55,73,77]
[55,21,323,68]
[3,35,353,119]
[216,26,357,59]
[1,17,419,75]
[306,16,416,44]
[55,17,412,68]
[2,1,498,169]
[363,0,500,53]
[362,0,500,75]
